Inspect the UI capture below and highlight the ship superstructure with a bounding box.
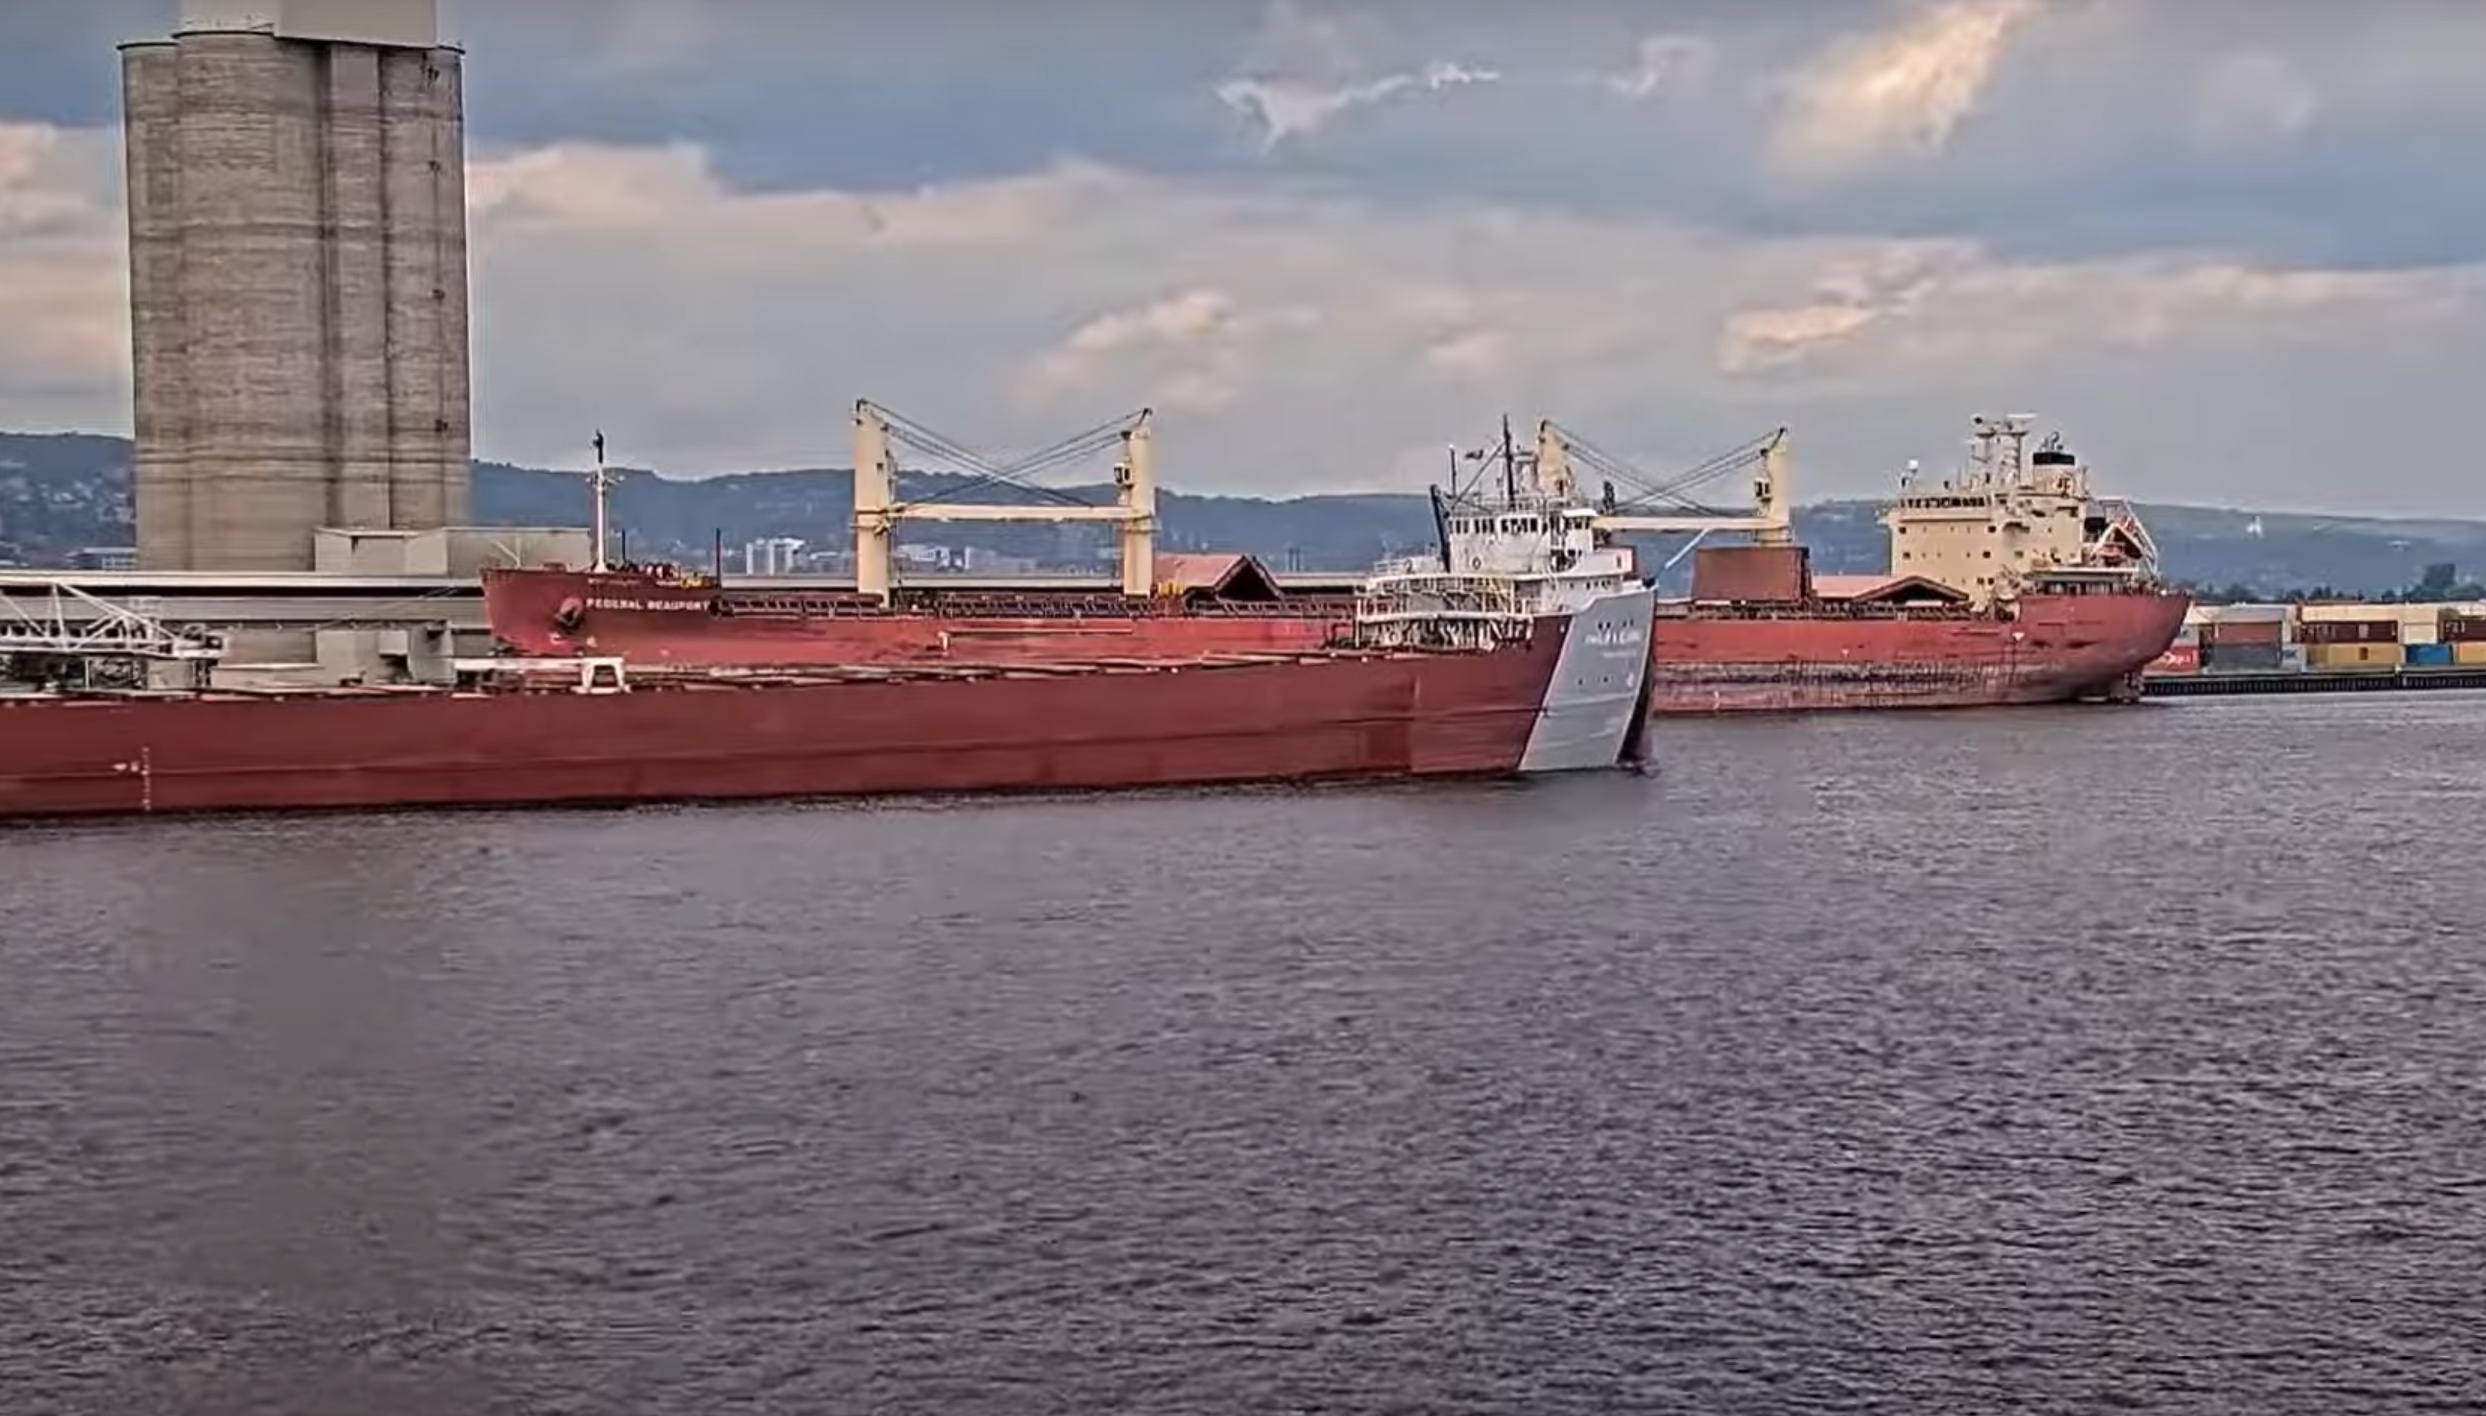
[1884,414,2161,607]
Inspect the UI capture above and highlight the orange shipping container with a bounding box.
[2306,642,2403,670]
[1689,544,1811,603]
[2202,617,2285,646]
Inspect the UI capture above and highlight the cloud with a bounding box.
[1015,288,1304,416]
[2188,50,2323,150]
[1769,0,2043,178]
[1717,244,2470,377]
[1215,0,1503,153]
[3,117,2486,515]
[1595,35,1717,103]
[0,122,128,431]
[1217,61,1500,153]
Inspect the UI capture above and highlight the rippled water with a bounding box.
[7,694,2486,1413]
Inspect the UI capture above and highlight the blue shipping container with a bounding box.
[2408,643,2453,667]
[2203,643,2284,672]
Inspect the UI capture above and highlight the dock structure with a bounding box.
[2144,667,2486,698]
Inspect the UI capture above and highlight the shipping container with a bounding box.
[2407,642,2455,667]
[2306,641,2404,670]
[2296,618,2399,645]
[2146,645,2199,675]
[2455,642,2486,666]
[2280,644,2308,672]
[2202,617,2285,646]
[2202,642,2283,672]
[1690,545,1810,602]
[2218,602,2289,622]
[2444,616,2486,644]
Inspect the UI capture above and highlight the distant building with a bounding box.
[741,537,805,575]
[73,546,140,571]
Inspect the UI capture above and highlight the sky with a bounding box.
[2,0,2484,512]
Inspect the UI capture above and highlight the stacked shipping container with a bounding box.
[2443,612,2486,665]
[2298,603,2404,670]
[2149,600,2486,675]
[2199,604,2285,672]
[2405,602,2453,666]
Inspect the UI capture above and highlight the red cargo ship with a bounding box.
[485,402,1353,669]
[1411,412,2189,712]
[1641,585,2189,711]
[0,586,1657,823]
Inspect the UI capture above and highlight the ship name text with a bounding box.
[585,597,709,612]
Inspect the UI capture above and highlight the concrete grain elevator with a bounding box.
[121,0,471,572]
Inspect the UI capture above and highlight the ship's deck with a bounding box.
[0,645,1496,706]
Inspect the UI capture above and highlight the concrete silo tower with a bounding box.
[120,0,471,571]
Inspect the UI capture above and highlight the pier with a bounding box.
[2145,667,2486,698]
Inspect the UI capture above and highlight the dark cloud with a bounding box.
[12,1,2482,271]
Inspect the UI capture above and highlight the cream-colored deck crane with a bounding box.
[850,400,1158,601]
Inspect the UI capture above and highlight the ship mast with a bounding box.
[584,429,617,574]
[1449,416,1539,507]
[1500,415,1520,504]
[1966,414,2034,490]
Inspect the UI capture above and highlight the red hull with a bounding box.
[0,627,1578,823]
[480,567,1351,668]
[1647,589,2191,713]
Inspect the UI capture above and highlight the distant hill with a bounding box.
[5,429,2483,596]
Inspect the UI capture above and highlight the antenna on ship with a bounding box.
[1500,416,1520,504]
[586,429,615,574]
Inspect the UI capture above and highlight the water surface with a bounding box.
[5,695,2484,1413]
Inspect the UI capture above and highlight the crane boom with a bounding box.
[1530,421,1792,544]
[853,401,1157,600]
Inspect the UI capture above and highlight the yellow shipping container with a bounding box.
[2307,642,2404,670]
[2456,642,2486,666]
[2298,602,2381,623]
